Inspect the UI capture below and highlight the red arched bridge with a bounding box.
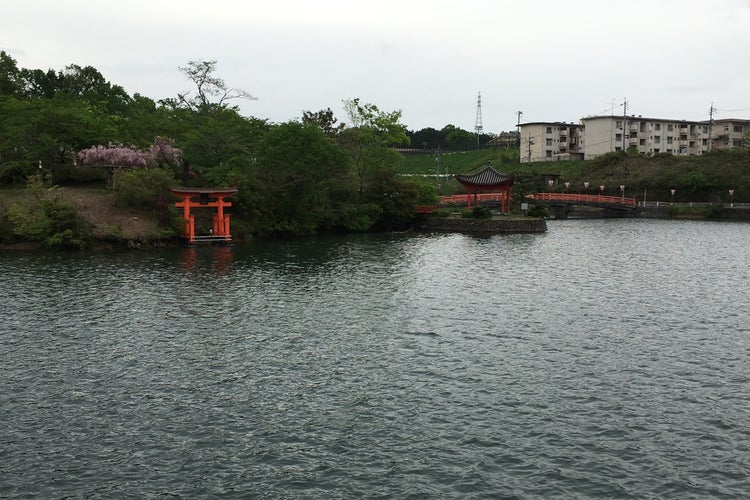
[415,192,637,215]
[526,192,637,208]
[526,192,637,218]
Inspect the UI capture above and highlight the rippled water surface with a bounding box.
[2,219,750,498]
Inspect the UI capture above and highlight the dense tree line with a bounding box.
[0,53,438,238]
[407,125,498,151]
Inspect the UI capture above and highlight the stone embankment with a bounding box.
[418,216,547,234]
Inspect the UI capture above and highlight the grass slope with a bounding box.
[399,148,750,203]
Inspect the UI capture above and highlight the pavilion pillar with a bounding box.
[507,187,512,213]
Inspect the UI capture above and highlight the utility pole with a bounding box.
[708,102,715,152]
[474,92,483,147]
[516,111,523,149]
[622,97,628,152]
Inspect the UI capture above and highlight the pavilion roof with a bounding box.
[455,165,514,188]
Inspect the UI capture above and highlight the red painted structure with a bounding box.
[454,165,515,213]
[527,192,637,207]
[171,187,238,243]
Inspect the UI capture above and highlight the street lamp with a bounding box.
[670,188,676,204]
[729,189,735,207]
[548,179,554,189]
[620,184,625,199]
[564,181,570,192]
[600,185,605,197]
[584,181,589,197]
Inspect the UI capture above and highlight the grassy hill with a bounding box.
[397,148,519,175]
[399,148,750,203]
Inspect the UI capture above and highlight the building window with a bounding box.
[654,124,661,131]
[615,133,622,142]
[734,126,744,133]
[703,127,709,134]
[640,139,646,145]
[724,125,730,131]
[546,138,553,146]
[654,148,660,154]
[702,138,708,145]
[546,150,552,158]
[667,137,673,144]
[733,139,743,147]
[616,120,622,128]
[667,124,674,131]
[546,127,552,134]
[654,136,661,142]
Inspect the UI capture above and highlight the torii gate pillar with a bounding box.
[171,187,238,244]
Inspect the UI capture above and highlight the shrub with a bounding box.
[7,192,91,249]
[471,205,492,219]
[113,168,176,209]
[705,204,725,219]
[527,205,549,218]
[430,208,454,218]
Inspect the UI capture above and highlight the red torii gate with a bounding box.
[171,187,238,243]
[455,165,515,213]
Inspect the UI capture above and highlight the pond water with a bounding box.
[2,219,749,498]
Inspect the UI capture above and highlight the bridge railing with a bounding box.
[528,192,637,207]
[439,193,508,204]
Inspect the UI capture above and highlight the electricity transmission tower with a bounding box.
[474,92,483,146]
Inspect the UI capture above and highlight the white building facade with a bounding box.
[519,116,748,162]
[518,122,584,163]
[581,115,712,159]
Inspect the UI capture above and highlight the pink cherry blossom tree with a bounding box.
[77,137,181,168]
[77,137,181,186]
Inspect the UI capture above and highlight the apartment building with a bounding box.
[581,115,714,159]
[713,119,748,150]
[518,122,584,163]
[520,116,748,162]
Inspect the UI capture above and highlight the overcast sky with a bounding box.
[3,0,750,133]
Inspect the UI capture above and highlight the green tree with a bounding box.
[441,124,475,150]
[301,108,345,138]
[338,98,409,196]
[249,121,350,235]
[175,60,256,113]
[0,96,109,176]
[58,64,133,116]
[177,108,269,178]
[0,51,22,97]
[408,127,442,150]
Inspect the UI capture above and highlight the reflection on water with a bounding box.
[1,220,750,499]
[180,245,234,274]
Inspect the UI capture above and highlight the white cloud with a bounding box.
[3,0,749,131]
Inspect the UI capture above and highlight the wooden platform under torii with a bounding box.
[455,165,515,213]
[171,187,238,244]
